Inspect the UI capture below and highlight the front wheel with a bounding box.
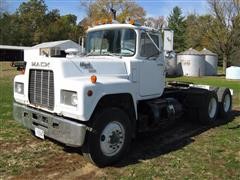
[82,108,131,167]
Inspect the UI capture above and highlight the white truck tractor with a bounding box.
[13,20,232,167]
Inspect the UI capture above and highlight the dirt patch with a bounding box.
[8,151,88,180]
[60,162,106,179]
[0,141,21,150]
[0,137,41,153]
[9,150,108,180]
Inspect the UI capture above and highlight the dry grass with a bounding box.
[0,62,19,79]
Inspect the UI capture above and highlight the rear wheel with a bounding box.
[82,108,131,167]
[217,88,232,118]
[198,91,218,124]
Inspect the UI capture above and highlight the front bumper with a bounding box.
[13,102,86,147]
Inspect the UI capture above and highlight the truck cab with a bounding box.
[13,21,232,167]
[86,23,166,96]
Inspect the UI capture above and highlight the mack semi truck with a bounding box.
[13,20,232,167]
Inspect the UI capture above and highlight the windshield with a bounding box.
[86,28,136,56]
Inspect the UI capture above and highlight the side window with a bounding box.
[140,33,159,58]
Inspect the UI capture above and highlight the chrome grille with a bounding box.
[29,69,54,110]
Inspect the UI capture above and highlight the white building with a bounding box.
[0,45,28,61]
[24,40,82,62]
[226,66,240,80]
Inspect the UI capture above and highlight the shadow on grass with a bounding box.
[113,109,239,167]
[60,110,239,167]
[216,74,225,77]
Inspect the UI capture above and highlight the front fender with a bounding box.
[82,78,138,121]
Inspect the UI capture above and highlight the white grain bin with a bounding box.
[201,48,218,76]
[226,66,240,80]
[165,51,177,76]
[177,48,205,77]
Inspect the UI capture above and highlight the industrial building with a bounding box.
[0,45,28,61]
[24,40,82,62]
[1,40,82,63]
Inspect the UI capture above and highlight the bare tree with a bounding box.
[144,16,166,29]
[207,0,240,72]
[80,0,146,28]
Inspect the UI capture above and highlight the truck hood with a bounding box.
[27,56,129,79]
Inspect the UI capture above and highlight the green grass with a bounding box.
[1,64,240,179]
[167,76,240,92]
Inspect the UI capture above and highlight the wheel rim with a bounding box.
[223,94,231,112]
[208,97,217,119]
[100,121,125,157]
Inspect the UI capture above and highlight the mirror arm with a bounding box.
[145,31,162,53]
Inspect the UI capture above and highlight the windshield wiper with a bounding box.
[86,51,121,57]
[115,47,134,53]
[86,51,98,56]
[102,52,120,57]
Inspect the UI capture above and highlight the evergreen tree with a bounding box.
[167,6,187,52]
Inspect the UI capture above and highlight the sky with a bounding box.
[6,0,209,22]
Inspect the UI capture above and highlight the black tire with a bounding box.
[217,88,232,118]
[82,108,132,167]
[198,91,218,124]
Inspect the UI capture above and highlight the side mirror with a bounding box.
[163,30,174,52]
[11,61,27,71]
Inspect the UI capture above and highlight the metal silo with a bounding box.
[177,48,205,77]
[165,51,177,76]
[201,48,218,76]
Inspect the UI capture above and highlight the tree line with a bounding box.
[167,1,239,70]
[0,0,84,46]
[0,0,239,71]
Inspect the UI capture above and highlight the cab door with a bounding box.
[139,32,165,97]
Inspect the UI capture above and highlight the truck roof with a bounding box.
[87,23,159,33]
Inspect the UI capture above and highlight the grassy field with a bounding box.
[0,62,240,179]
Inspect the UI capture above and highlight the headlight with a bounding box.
[71,93,78,106]
[15,82,24,94]
[61,90,78,107]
